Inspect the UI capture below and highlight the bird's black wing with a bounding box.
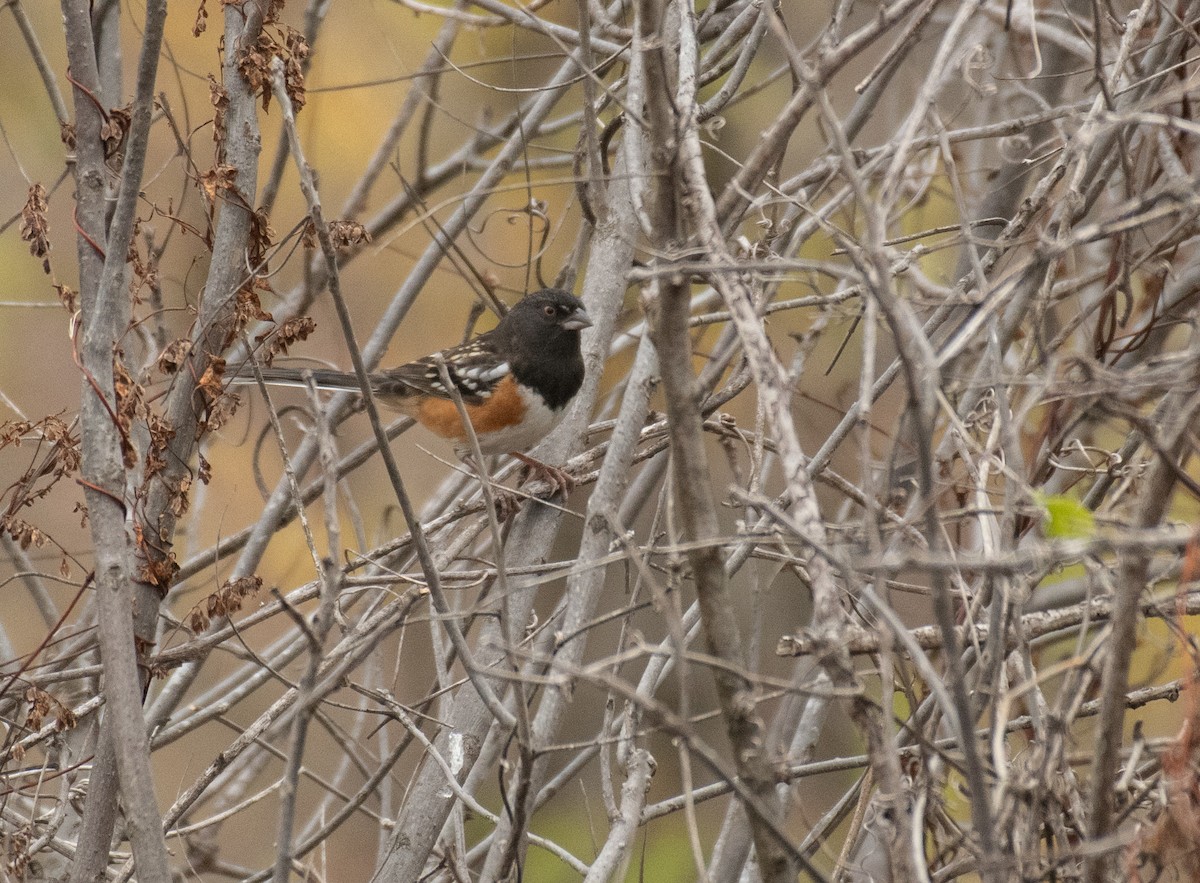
[373,336,512,406]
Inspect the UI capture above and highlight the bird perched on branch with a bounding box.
[249,288,592,496]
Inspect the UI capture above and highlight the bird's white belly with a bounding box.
[475,385,565,455]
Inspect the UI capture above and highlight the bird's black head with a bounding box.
[502,288,592,334]
[497,289,592,410]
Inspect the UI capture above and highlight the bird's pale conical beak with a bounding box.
[561,307,593,331]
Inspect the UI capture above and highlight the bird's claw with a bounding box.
[511,452,575,499]
[489,487,524,521]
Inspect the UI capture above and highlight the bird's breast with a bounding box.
[414,376,566,455]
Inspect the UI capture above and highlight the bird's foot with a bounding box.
[510,451,575,499]
[457,453,522,520]
[489,486,525,521]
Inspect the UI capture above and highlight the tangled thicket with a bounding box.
[2,1,1200,881]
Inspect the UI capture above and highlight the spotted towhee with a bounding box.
[251,288,592,492]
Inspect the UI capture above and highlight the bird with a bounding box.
[246,288,592,497]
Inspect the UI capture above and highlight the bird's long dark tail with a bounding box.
[237,367,365,392]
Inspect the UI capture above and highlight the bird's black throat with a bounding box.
[507,330,585,411]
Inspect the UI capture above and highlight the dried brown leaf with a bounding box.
[199,164,237,205]
[208,74,228,146]
[54,283,78,314]
[247,207,274,271]
[139,553,179,591]
[237,33,276,112]
[259,316,316,364]
[19,183,51,274]
[191,575,262,633]
[327,219,372,251]
[156,339,193,375]
[100,105,131,160]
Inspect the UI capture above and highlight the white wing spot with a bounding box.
[480,361,510,382]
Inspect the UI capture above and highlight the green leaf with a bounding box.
[1037,493,1096,539]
